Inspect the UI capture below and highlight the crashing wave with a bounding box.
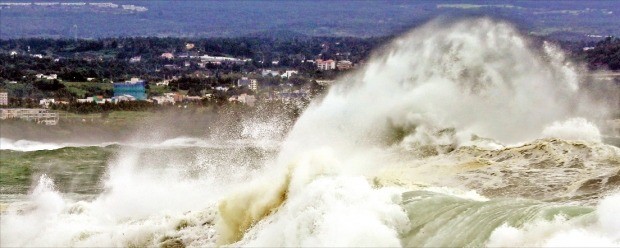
[2,18,619,247]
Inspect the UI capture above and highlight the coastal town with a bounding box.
[1,36,619,140]
[0,39,366,125]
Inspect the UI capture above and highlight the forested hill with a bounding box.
[1,1,619,40]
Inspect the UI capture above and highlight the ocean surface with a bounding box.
[1,19,619,247]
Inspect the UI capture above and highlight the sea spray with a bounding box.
[0,142,264,247]
[215,18,611,244]
[542,117,602,142]
[2,18,619,247]
[281,19,606,155]
[227,148,410,247]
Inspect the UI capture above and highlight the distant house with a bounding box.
[249,80,259,91]
[39,98,55,108]
[113,78,147,100]
[215,86,229,92]
[337,60,353,70]
[163,93,183,102]
[185,43,195,50]
[161,53,174,59]
[281,70,299,78]
[129,56,141,63]
[0,108,59,125]
[261,69,280,77]
[113,95,136,102]
[229,93,256,106]
[150,92,185,104]
[316,59,336,70]
[151,95,175,105]
[77,96,110,104]
[237,77,258,91]
[0,92,8,105]
[201,54,249,64]
[156,80,170,86]
[36,74,58,80]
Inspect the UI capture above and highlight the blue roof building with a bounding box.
[113,78,147,100]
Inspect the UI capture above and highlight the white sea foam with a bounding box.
[0,146,238,247]
[281,19,601,160]
[0,136,280,151]
[542,117,602,142]
[0,138,84,151]
[2,18,618,247]
[217,18,616,246]
[487,192,620,247]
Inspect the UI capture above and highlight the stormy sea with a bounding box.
[1,19,619,247]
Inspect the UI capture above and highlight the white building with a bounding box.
[0,92,8,105]
[229,93,256,106]
[161,52,174,59]
[151,95,176,105]
[316,59,336,70]
[0,108,59,125]
[129,56,142,63]
[337,60,353,70]
[36,74,58,80]
[39,98,55,108]
[113,95,136,102]
[156,80,170,86]
[249,80,258,91]
[262,69,280,77]
[215,86,229,92]
[280,70,299,78]
[237,77,258,91]
[201,54,250,64]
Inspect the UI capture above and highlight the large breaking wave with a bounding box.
[2,18,619,247]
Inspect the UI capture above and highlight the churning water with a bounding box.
[1,19,619,247]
